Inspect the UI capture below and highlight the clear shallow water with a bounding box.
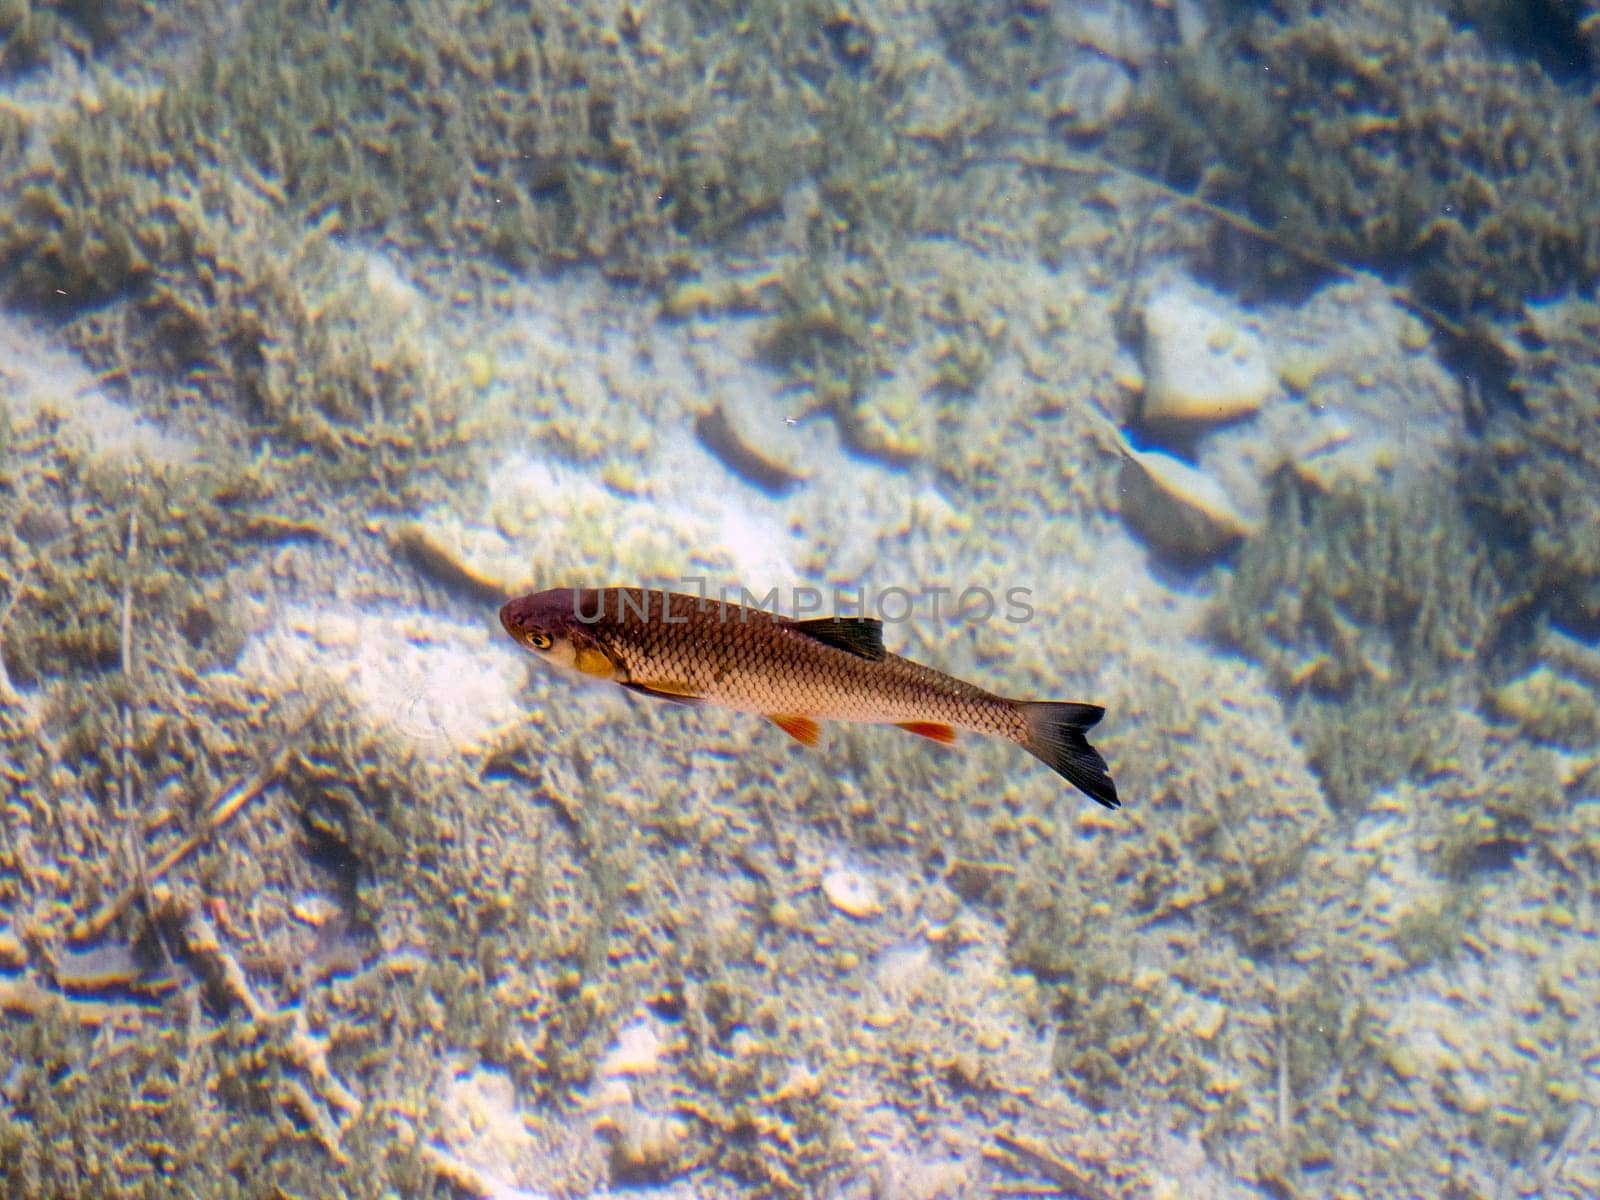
[0,3,1596,1198]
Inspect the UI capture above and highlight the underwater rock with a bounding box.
[595,1108,690,1179]
[1052,52,1132,134]
[0,313,196,465]
[1117,442,1255,562]
[1060,0,1162,67]
[427,1068,544,1197]
[1489,665,1600,748]
[237,607,524,754]
[290,894,339,928]
[660,274,774,320]
[1139,284,1274,428]
[488,455,800,589]
[822,866,883,920]
[693,402,809,496]
[1138,276,1466,565]
[599,1021,668,1078]
[0,925,23,969]
[388,521,517,606]
[847,374,930,463]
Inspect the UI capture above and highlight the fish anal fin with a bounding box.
[789,617,885,661]
[768,714,822,746]
[896,721,957,745]
[620,679,705,706]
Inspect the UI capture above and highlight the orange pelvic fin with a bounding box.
[768,714,821,746]
[895,721,957,745]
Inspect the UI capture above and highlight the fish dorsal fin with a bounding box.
[789,616,885,661]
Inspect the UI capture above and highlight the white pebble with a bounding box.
[822,868,882,920]
[599,1021,665,1078]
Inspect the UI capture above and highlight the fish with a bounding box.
[499,587,1118,809]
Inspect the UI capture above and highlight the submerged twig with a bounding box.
[165,891,361,1162]
[996,148,1471,342]
[990,1132,1117,1200]
[72,696,328,942]
[1275,962,1292,1150]
[119,507,139,818]
[0,582,22,709]
[0,976,148,1029]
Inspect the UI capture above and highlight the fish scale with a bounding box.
[500,586,1118,809]
[606,589,1023,737]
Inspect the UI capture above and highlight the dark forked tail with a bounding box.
[1016,701,1119,809]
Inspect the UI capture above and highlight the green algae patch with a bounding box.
[1003,663,1333,1151]
[11,4,1600,1197]
[1490,665,1600,748]
[0,0,983,463]
[0,663,629,1195]
[0,0,904,288]
[1117,2,1600,317]
[0,0,148,76]
[1212,471,1503,811]
[1466,298,1600,632]
[0,75,484,511]
[0,390,522,1194]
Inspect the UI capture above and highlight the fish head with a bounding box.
[499,589,621,679]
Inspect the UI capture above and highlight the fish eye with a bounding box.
[528,632,553,651]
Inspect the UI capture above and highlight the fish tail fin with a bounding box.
[1016,701,1119,810]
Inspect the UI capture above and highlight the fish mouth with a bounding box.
[500,598,540,645]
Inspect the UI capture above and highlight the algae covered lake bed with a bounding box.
[2,2,1598,1197]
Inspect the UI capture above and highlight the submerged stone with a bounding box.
[1140,285,1274,427]
[1118,444,1255,561]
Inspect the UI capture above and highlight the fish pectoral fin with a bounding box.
[768,714,822,747]
[789,617,885,661]
[574,647,619,677]
[895,721,957,745]
[620,679,705,706]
